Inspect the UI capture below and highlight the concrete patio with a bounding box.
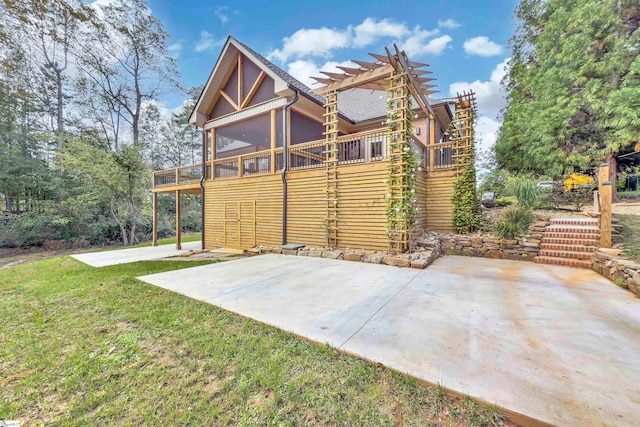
[72,241,202,267]
[138,254,640,426]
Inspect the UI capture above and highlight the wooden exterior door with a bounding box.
[223,201,256,248]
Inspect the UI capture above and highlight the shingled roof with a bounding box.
[232,37,326,106]
[192,36,449,126]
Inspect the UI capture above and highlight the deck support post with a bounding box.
[175,189,181,250]
[152,191,158,246]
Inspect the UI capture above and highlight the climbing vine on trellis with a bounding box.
[451,93,481,233]
[385,79,419,247]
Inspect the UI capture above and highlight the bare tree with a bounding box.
[75,0,181,148]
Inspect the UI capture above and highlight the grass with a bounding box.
[130,232,201,248]
[0,257,508,426]
[616,214,640,263]
[618,190,640,199]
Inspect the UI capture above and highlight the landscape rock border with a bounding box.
[258,234,442,270]
[592,248,640,296]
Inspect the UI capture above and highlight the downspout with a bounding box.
[282,90,299,245]
[200,128,206,250]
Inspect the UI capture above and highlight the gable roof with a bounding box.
[233,38,326,106]
[190,36,452,126]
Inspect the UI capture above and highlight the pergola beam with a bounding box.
[312,64,394,95]
[392,44,435,118]
[336,66,367,75]
[352,59,384,69]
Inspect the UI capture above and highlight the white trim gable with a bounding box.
[188,37,292,127]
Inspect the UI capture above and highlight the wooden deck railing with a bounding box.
[424,141,455,171]
[153,163,203,188]
[152,128,458,189]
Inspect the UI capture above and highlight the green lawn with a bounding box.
[617,214,640,263]
[618,190,640,199]
[130,232,202,248]
[0,257,507,426]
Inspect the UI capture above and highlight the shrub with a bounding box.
[492,206,535,240]
[496,197,515,207]
[541,182,594,211]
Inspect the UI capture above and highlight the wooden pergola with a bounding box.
[311,44,440,253]
[311,44,438,114]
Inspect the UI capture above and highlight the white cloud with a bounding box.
[168,42,183,58]
[195,31,223,52]
[449,57,510,117]
[268,19,446,62]
[287,59,355,87]
[268,27,351,62]
[476,115,501,152]
[437,19,461,29]
[402,32,451,57]
[214,6,239,25]
[352,18,410,47]
[463,36,503,57]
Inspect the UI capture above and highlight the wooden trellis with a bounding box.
[448,91,477,176]
[386,70,411,253]
[324,91,339,247]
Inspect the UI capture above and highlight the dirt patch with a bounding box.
[0,246,104,267]
[612,202,640,216]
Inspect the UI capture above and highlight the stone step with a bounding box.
[539,249,595,260]
[544,231,601,240]
[549,217,599,226]
[546,225,601,234]
[534,256,593,269]
[540,243,598,252]
[541,237,600,246]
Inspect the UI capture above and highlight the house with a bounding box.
[151,36,476,252]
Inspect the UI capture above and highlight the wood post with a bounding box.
[270,110,276,174]
[210,128,216,180]
[429,117,436,170]
[600,182,612,248]
[175,190,181,250]
[599,163,610,186]
[152,191,158,246]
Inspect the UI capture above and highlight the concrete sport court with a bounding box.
[137,253,640,426]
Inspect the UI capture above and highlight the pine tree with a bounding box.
[496,0,640,178]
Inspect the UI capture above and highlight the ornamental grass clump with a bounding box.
[510,176,541,208]
[493,205,535,240]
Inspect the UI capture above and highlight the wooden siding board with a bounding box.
[425,170,456,232]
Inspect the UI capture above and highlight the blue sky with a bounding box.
[148,0,520,152]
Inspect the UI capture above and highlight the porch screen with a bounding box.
[290,111,324,145]
[215,113,271,158]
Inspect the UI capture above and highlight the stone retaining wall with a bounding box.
[262,234,442,269]
[592,248,640,296]
[432,220,546,262]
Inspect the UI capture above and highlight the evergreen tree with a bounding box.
[496,0,640,178]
